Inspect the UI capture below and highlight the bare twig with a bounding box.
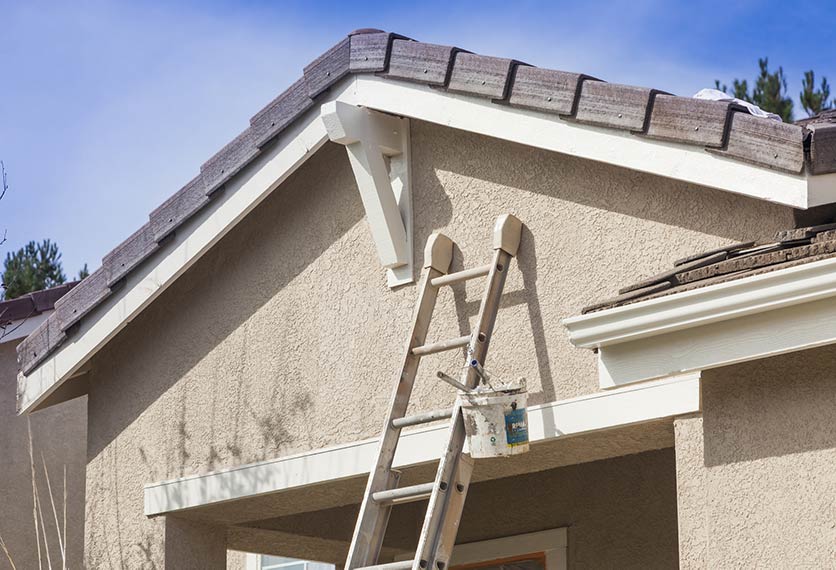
[35,488,53,570]
[0,306,36,341]
[27,419,43,570]
[41,453,66,569]
[0,161,7,202]
[0,532,17,570]
[0,161,7,246]
[62,465,67,570]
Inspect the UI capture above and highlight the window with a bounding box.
[395,528,567,570]
[245,554,335,570]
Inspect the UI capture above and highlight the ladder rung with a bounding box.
[392,408,454,429]
[372,482,435,506]
[411,335,470,357]
[431,264,491,287]
[356,561,414,570]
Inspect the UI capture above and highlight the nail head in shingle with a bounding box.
[168,218,173,223]
[617,113,623,118]
[364,56,368,61]
[546,96,552,102]
[326,71,331,77]
[423,69,428,74]
[694,126,700,131]
[481,80,486,85]
[774,152,779,158]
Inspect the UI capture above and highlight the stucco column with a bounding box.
[673,414,707,569]
[674,354,836,567]
[164,516,227,569]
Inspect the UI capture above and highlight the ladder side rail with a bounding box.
[413,246,514,570]
[345,234,454,568]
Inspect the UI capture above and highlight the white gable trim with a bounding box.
[350,75,835,210]
[563,255,836,387]
[21,73,835,413]
[143,372,699,516]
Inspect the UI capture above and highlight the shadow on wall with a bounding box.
[445,224,556,402]
[701,343,836,467]
[423,125,791,243]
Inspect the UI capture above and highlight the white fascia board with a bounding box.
[563,256,836,349]
[18,82,359,413]
[143,372,699,516]
[563,256,836,387]
[350,75,830,210]
[1,312,50,344]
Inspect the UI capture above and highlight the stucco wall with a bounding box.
[675,345,836,568]
[82,120,798,566]
[0,340,86,570]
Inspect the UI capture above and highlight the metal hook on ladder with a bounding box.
[344,214,524,570]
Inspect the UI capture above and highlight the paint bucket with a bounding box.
[460,381,529,458]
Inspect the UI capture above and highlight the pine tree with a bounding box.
[752,58,794,122]
[77,263,90,280]
[715,58,796,122]
[800,70,831,117]
[2,240,67,299]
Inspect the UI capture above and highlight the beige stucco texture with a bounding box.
[675,345,836,568]
[0,341,87,570]
[82,120,798,566]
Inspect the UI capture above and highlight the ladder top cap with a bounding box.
[424,232,454,273]
[493,214,523,256]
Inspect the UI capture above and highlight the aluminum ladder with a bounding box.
[345,214,523,570]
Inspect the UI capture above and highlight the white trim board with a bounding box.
[23,73,835,413]
[452,528,566,569]
[143,373,699,516]
[563,255,836,387]
[350,76,834,210]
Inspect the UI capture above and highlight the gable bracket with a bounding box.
[321,101,414,287]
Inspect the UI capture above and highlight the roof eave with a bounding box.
[563,255,836,387]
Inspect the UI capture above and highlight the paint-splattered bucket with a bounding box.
[460,382,529,458]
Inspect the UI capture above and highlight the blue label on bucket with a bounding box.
[504,408,528,446]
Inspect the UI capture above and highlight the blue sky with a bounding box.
[1,0,834,277]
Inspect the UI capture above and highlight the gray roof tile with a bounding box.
[574,82,662,132]
[200,128,260,196]
[385,40,458,86]
[349,30,408,73]
[809,124,836,174]
[644,95,735,148]
[585,223,836,313]
[303,36,350,98]
[18,314,66,375]
[250,78,315,149]
[149,175,209,242]
[446,53,517,100]
[102,223,158,287]
[709,111,805,173]
[0,282,77,324]
[54,267,110,331]
[507,67,595,116]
